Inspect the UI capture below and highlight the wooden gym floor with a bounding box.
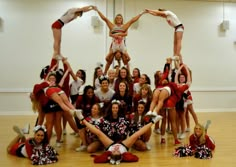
[0,112,235,167]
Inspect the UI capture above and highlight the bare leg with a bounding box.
[122,122,154,148]
[187,104,198,124]
[104,52,114,75]
[179,110,186,134]
[50,93,74,113]
[153,90,169,114]
[174,31,183,57]
[54,111,62,142]
[62,116,67,135]
[87,141,103,153]
[62,110,78,133]
[37,107,45,125]
[185,108,190,131]
[149,89,161,112]
[122,53,130,72]
[45,112,54,141]
[81,119,113,148]
[133,140,147,151]
[59,93,75,110]
[160,109,167,136]
[52,28,62,55]
[7,135,26,154]
[168,108,179,143]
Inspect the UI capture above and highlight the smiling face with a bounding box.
[114,14,123,25]
[132,68,140,78]
[119,82,127,93]
[194,124,203,137]
[179,74,186,83]
[76,70,82,78]
[111,103,119,116]
[48,74,56,86]
[139,74,147,84]
[137,103,145,115]
[101,80,109,90]
[141,87,148,96]
[34,130,45,144]
[86,88,94,99]
[96,68,103,77]
[120,69,127,79]
[91,104,100,117]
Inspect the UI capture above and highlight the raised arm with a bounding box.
[76,5,95,13]
[122,11,145,31]
[174,64,191,86]
[94,6,114,30]
[58,69,70,88]
[144,9,167,18]
[62,58,77,81]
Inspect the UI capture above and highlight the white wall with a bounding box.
[0,0,236,115]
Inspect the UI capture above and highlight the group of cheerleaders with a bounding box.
[7,5,215,165]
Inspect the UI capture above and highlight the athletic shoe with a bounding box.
[145,110,153,116]
[75,145,87,152]
[205,120,211,131]
[172,55,179,61]
[13,125,25,138]
[55,54,63,60]
[174,139,181,145]
[178,133,186,139]
[185,128,190,132]
[153,128,161,134]
[22,123,30,134]
[75,109,84,120]
[56,142,61,148]
[152,115,163,124]
[62,129,67,135]
[145,142,151,150]
[166,128,172,134]
[161,138,166,144]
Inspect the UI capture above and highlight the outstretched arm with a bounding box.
[174,64,184,84]
[76,5,94,12]
[62,58,77,81]
[122,11,146,31]
[94,6,114,30]
[58,69,70,87]
[174,64,191,86]
[145,9,166,17]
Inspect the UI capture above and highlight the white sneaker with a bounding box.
[153,128,161,134]
[22,123,30,134]
[185,128,190,132]
[63,129,67,135]
[55,54,63,60]
[205,120,211,130]
[75,109,84,120]
[75,145,87,152]
[145,142,151,150]
[56,142,61,148]
[179,133,186,139]
[13,125,25,138]
[152,115,163,124]
[172,55,179,61]
[166,128,172,134]
[152,111,158,117]
[146,110,153,116]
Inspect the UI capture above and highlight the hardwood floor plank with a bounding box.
[0,112,235,167]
